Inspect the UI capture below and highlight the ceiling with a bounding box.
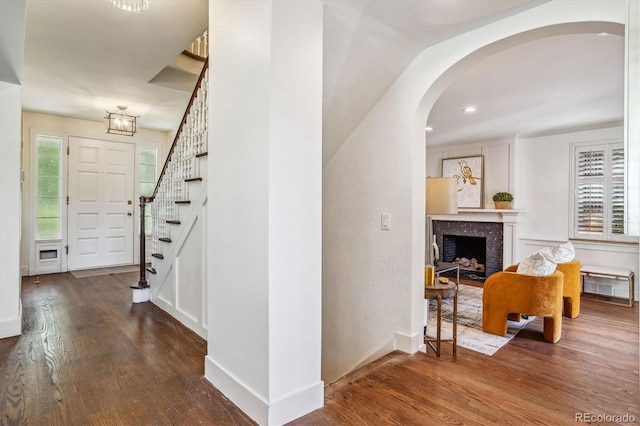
[425,26,624,146]
[7,1,625,150]
[321,0,624,156]
[20,0,209,132]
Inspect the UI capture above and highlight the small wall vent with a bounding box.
[39,249,58,260]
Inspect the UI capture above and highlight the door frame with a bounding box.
[26,127,165,276]
[67,136,136,270]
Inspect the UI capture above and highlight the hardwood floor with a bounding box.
[0,272,255,426]
[1,273,638,425]
[293,296,640,426]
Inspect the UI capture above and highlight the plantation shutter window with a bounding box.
[576,149,605,234]
[573,142,628,242]
[611,147,625,235]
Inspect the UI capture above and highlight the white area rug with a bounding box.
[70,265,139,278]
[426,284,535,356]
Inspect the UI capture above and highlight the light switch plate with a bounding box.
[381,213,391,230]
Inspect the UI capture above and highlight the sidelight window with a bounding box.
[139,147,158,233]
[35,135,62,239]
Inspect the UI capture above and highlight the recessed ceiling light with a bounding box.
[463,106,476,113]
[425,126,434,132]
[596,32,609,36]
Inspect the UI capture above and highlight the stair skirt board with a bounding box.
[149,189,208,340]
[151,217,207,339]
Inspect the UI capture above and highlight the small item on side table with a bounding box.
[439,276,449,284]
[425,265,435,286]
[432,235,440,265]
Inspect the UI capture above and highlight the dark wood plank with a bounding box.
[1,273,638,425]
[0,272,255,426]
[291,297,639,425]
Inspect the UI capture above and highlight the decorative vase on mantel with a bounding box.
[492,192,513,209]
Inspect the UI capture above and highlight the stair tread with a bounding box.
[175,200,191,204]
[159,237,172,243]
[166,220,181,224]
[151,253,164,259]
[195,151,208,158]
[185,177,203,182]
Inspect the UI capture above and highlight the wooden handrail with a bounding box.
[151,58,209,200]
[182,50,207,62]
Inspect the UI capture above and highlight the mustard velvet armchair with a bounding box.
[556,260,581,318]
[482,266,564,343]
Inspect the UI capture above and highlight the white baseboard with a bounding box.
[395,330,422,354]
[268,379,324,425]
[28,265,62,276]
[204,355,324,425]
[0,311,21,339]
[151,298,207,340]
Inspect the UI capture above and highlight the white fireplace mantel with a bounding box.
[429,209,523,224]
[428,209,524,268]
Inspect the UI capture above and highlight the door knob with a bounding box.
[127,211,133,216]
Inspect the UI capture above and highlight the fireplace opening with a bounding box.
[443,234,486,280]
[432,220,503,283]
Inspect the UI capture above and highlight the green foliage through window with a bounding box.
[36,135,62,239]
[139,147,158,233]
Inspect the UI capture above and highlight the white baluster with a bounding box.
[149,62,208,263]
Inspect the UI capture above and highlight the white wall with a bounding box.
[322,0,628,383]
[206,1,323,424]
[0,81,23,339]
[427,139,515,209]
[516,126,623,241]
[626,0,640,237]
[0,0,26,85]
[515,126,639,299]
[21,111,170,275]
[628,0,640,302]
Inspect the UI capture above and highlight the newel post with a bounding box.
[132,196,150,290]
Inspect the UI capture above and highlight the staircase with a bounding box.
[142,60,209,339]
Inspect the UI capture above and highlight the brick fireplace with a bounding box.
[428,209,522,283]
[433,221,503,281]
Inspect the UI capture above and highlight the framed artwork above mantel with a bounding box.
[442,155,484,209]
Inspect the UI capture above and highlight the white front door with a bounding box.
[68,137,135,270]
